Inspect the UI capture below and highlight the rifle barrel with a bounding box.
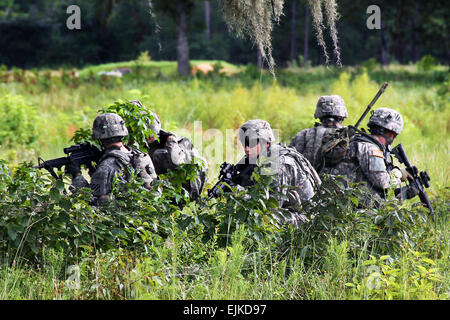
[354,82,388,129]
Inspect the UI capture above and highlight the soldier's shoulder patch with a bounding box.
[371,149,384,158]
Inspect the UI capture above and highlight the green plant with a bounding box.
[417,55,437,72]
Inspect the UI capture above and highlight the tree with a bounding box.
[154,0,194,76]
[289,0,297,62]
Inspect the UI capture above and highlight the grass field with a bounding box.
[0,60,448,300]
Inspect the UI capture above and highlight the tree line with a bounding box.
[0,0,448,72]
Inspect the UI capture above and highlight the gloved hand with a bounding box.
[405,185,419,199]
[65,162,81,178]
[392,167,409,182]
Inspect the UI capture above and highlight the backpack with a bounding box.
[279,145,322,188]
[315,126,350,172]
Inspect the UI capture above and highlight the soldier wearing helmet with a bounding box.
[129,100,208,201]
[217,119,321,227]
[328,108,418,201]
[289,95,348,170]
[67,112,157,204]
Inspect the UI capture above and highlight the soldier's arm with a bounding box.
[275,159,315,209]
[289,130,307,154]
[89,157,121,203]
[357,144,392,191]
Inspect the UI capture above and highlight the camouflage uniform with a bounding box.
[147,130,208,201]
[237,120,322,226]
[328,108,404,201]
[70,113,156,204]
[131,102,208,201]
[289,95,348,170]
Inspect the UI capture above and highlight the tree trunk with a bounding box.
[175,1,190,76]
[289,1,297,62]
[303,3,309,67]
[257,47,263,69]
[205,0,211,41]
[380,21,389,66]
[411,2,420,62]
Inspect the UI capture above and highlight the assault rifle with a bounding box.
[354,82,389,129]
[207,161,256,199]
[391,144,434,216]
[35,143,103,179]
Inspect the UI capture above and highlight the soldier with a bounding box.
[213,119,322,227]
[289,95,348,170]
[130,101,208,201]
[328,108,418,202]
[66,113,157,205]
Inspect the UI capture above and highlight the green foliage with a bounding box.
[99,100,159,152]
[0,62,447,300]
[417,55,437,72]
[361,58,380,73]
[0,93,39,147]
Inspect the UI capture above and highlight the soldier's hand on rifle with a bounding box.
[65,162,81,178]
[393,166,410,182]
[405,185,419,199]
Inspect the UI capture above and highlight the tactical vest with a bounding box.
[99,145,155,189]
[315,126,349,172]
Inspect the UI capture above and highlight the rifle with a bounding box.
[207,161,256,199]
[316,82,389,171]
[35,143,103,179]
[354,82,389,129]
[391,144,434,216]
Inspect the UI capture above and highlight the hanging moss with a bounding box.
[221,0,284,76]
[309,0,341,66]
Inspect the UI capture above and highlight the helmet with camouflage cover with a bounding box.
[129,100,161,135]
[92,113,128,140]
[314,95,348,119]
[238,119,275,146]
[367,107,403,134]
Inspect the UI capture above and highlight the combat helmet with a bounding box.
[129,100,161,135]
[367,107,403,135]
[92,113,128,140]
[314,95,348,119]
[238,119,275,146]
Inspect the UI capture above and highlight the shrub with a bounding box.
[417,55,437,72]
[0,93,40,147]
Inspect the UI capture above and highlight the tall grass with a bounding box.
[0,61,447,300]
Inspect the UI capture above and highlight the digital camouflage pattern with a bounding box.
[289,125,341,169]
[238,119,275,144]
[368,107,404,134]
[71,145,156,204]
[234,143,321,227]
[325,133,401,200]
[236,119,321,227]
[91,113,128,140]
[290,95,348,170]
[147,130,208,201]
[314,95,348,119]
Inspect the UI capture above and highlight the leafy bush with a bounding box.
[361,58,380,73]
[0,93,40,147]
[417,55,437,72]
